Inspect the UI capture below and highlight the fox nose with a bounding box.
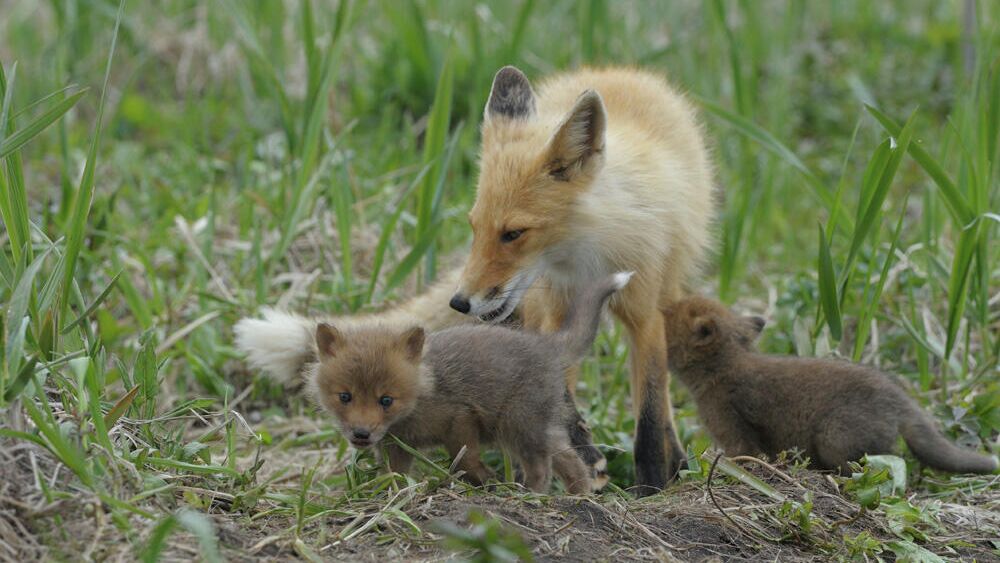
[449,294,471,314]
[352,428,371,440]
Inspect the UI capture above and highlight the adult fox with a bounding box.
[237,66,715,495]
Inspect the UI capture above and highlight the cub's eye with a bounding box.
[379,396,394,408]
[500,229,523,243]
[339,392,352,404]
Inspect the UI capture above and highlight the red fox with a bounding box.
[304,273,631,493]
[662,296,998,475]
[236,66,715,496]
[447,67,715,494]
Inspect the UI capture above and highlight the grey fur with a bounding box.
[314,273,628,493]
[663,297,998,475]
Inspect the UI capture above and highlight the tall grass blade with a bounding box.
[865,104,974,224]
[696,95,851,233]
[417,51,455,282]
[817,224,842,341]
[944,222,981,358]
[843,111,917,282]
[383,220,445,298]
[365,164,430,304]
[61,270,120,333]
[0,63,32,265]
[853,194,909,361]
[0,61,15,149]
[0,89,87,159]
[59,0,124,314]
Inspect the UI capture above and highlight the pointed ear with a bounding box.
[315,323,344,358]
[545,90,606,181]
[692,316,718,347]
[399,326,425,362]
[745,315,766,334]
[485,66,536,121]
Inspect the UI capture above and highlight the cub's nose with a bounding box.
[449,294,471,314]
[352,428,371,440]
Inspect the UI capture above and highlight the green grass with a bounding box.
[1,0,998,560]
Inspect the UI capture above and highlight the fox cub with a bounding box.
[662,296,998,475]
[307,272,633,493]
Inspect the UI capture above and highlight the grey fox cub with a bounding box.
[307,272,633,493]
[662,296,997,475]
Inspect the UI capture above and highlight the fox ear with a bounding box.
[745,315,766,334]
[485,66,536,121]
[315,323,344,358]
[692,316,718,347]
[399,326,425,362]
[545,90,606,181]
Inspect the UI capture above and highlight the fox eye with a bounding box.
[549,165,570,180]
[339,392,352,404]
[379,396,394,408]
[500,229,523,243]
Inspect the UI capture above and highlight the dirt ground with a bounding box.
[4,439,999,562]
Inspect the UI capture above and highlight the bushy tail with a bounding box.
[900,408,998,474]
[234,267,472,383]
[234,309,317,384]
[557,272,633,364]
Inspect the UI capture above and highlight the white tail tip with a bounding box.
[234,308,315,384]
[611,271,635,290]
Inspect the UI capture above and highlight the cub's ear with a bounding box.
[315,323,344,358]
[692,316,718,347]
[485,66,536,121]
[399,326,426,362]
[545,90,607,181]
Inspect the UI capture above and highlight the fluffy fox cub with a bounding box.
[448,66,716,494]
[662,296,998,475]
[306,272,633,493]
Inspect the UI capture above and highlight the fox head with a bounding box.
[449,66,608,322]
[661,297,766,373]
[310,323,430,448]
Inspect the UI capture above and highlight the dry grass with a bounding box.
[4,433,997,562]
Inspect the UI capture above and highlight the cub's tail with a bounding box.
[900,408,998,474]
[235,267,471,383]
[557,271,633,365]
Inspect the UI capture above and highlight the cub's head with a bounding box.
[310,323,430,449]
[450,66,608,322]
[661,296,766,372]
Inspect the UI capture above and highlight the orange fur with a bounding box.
[451,66,716,495]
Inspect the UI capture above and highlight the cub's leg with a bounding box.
[521,287,608,484]
[552,437,594,494]
[813,418,895,475]
[382,441,413,475]
[444,416,495,486]
[520,456,553,493]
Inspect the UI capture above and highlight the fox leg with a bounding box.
[621,309,685,496]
